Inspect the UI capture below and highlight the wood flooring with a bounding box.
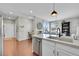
[3,38,33,56]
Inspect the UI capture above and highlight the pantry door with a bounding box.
[3,20,16,56]
[3,20,16,39]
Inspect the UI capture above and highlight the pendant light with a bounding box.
[51,3,58,16]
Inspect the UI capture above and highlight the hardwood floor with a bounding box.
[3,38,34,56]
[3,38,17,56]
[17,39,32,56]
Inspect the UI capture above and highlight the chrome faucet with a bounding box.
[57,28,61,37]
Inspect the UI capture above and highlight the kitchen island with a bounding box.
[32,34,79,56]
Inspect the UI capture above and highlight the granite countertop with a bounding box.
[32,34,79,49]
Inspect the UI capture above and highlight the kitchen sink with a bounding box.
[47,36,73,43]
[47,36,59,39]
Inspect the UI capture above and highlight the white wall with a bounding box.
[65,18,79,39]
[66,18,79,35]
[33,17,43,35]
[16,17,32,41]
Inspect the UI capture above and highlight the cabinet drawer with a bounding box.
[57,43,79,56]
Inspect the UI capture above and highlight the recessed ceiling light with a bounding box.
[8,16,11,19]
[9,11,13,14]
[30,10,33,13]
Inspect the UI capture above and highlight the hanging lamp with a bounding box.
[51,3,58,16]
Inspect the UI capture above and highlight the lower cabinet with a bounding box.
[56,43,79,56]
[56,48,74,56]
[42,39,56,56]
[42,39,79,56]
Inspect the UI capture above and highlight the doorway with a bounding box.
[3,19,16,56]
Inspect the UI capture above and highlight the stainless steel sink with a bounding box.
[47,36,73,43]
[47,36,59,39]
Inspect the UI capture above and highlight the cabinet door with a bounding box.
[42,40,55,56]
[57,48,73,56]
[57,43,79,56]
[3,20,15,38]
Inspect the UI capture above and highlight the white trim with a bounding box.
[17,39,29,41]
[2,16,3,56]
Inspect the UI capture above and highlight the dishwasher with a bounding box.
[32,37,42,56]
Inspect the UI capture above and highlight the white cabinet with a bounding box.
[56,48,74,56]
[42,39,56,56]
[56,43,79,56]
[42,39,79,56]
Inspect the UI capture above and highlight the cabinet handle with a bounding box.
[57,51,59,56]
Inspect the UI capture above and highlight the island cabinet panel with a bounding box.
[56,43,79,56]
[42,39,79,56]
[56,48,74,56]
[42,39,56,56]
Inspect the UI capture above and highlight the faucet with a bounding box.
[57,28,61,37]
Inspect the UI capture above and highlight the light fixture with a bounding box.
[51,3,58,16]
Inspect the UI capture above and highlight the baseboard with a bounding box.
[16,39,29,41]
[4,37,16,40]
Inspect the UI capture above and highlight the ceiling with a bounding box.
[0,3,79,21]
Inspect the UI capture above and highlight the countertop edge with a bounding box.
[32,35,79,49]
